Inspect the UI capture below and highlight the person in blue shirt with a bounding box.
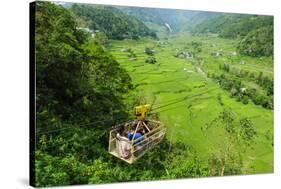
[128,124,144,145]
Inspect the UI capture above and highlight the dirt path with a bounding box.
[195,66,208,80]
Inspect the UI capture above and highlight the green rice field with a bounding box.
[108,32,273,173]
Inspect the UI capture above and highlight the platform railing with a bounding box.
[108,120,166,163]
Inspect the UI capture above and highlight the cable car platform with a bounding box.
[108,119,166,164]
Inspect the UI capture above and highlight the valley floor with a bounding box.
[108,32,273,173]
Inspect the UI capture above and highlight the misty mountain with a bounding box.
[118,7,217,32]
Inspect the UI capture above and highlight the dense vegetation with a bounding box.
[35,1,134,127]
[207,62,273,109]
[191,14,273,57]
[35,1,132,186]
[192,14,272,38]
[71,4,157,40]
[237,26,273,56]
[34,2,273,187]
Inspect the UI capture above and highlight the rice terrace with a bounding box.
[32,1,273,187]
[109,32,273,172]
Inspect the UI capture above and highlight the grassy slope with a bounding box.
[107,32,273,173]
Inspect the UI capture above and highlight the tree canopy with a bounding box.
[71,4,157,40]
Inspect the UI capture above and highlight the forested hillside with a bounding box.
[70,4,157,40]
[237,26,273,56]
[35,1,133,127]
[190,14,273,56]
[35,1,132,186]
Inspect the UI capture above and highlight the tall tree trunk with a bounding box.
[220,164,225,176]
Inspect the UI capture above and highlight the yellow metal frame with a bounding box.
[135,104,151,120]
